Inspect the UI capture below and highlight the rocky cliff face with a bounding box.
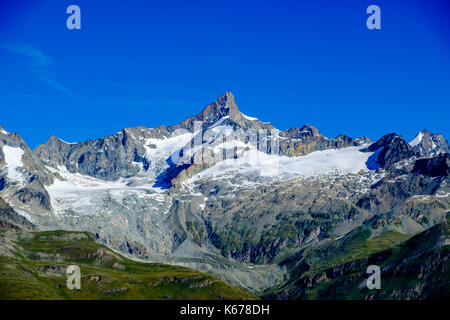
[34,126,172,181]
[412,153,450,177]
[279,125,371,157]
[0,127,55,217]
[362,133,417,169]
[0,196,37,230]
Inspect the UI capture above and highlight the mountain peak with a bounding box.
[217,91,235,107]
[365,133,401,152]
[409,129,449,156]
[175,92,239,131]
[299,124,321,136]
[197,92,240,123]
[281,124,322,140]
[363,133,416,169]
[409,129,430,147]
[175,92,273,131]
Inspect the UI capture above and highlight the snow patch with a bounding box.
[411,195,431,202]
[57,137,77,145]
[2,145,25,181]
[45,166,125,216]
[242,113,258,121]
[435,192,449,198]
[209,116,229,128]
[144,132,194,160]
[15,209,34,223]
[45,165,168,216]
[190,145,374,181]
[409,132,423,147]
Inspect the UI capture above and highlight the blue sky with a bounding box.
[1,0,449,148]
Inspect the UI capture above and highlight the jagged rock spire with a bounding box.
[195,92,240,124]
[410,129,449,156]
[176,92,273,131]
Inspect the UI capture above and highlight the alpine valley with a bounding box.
[0,92,449,300]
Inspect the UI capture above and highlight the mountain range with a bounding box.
[1,92,449,299]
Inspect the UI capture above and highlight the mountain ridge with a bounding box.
[0,92,449,294]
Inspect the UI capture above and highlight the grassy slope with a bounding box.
[0,229,255,300]
[304,225,449,300]
[263,216,449,300]
[305,229,411,274]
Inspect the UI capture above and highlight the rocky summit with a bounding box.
[0,92,449,298]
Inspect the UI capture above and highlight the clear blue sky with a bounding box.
[1,0,449,148]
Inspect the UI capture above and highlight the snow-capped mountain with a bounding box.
[0,125,56,220]
[0,93,449,290]
[409,129,449,156]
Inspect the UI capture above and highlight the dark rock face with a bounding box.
[0,197,37,230]
[75,129,145,180]
[356,172,444,215]
[35,126,170,181]
[364,133,399,152]
[0,148,4,168]
[15,178,52,211]
[377,137,417,168]
[412,153,450,177]
[363,133,417,169]
[0,176,8,191]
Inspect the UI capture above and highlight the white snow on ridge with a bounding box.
[209,125,234,136]
[209,116,229,128]
[15,209,34,223]
[242,113,258,121]
[2,145,25,181]
[409,132,423,147]
[0,128,8,135]
[191,145,373,180]
[46,165,124,192]
[179,125,237,161]
[435,192,449,198]
[57,137,77,145]
[144,132,194,160]
[212,140,248,153]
